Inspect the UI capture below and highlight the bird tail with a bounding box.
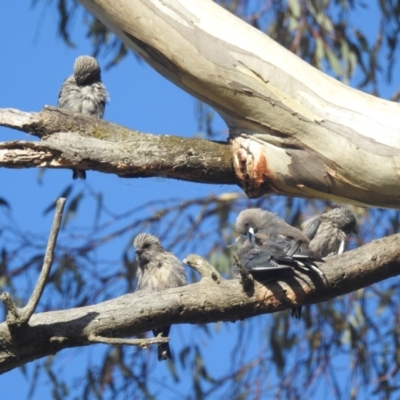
[157,342,171,361]
[291,306,302,319]
[153,326,171,361]
[72,169,86,180]
[287,240,326,278]
[291,254,326,278]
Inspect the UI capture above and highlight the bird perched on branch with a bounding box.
[58,55,108,180]
[236,208,325,319]
[134,233,188,361]
[236,232,323,278]
[302,208,358,257]
[236,208,322,261]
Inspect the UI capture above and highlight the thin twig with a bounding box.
[1,197,66,327]
[233,253,254,291]
[88,334,169,348]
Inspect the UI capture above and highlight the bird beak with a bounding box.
[248,231,256,243]
[352,227,358,235]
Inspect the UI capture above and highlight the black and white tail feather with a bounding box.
[244,232,325,277]
[236,228,325,320]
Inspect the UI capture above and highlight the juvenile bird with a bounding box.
[58,55,108,179]
[302,208,358,257]
[134,233,187,361]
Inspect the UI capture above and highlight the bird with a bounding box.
[236,232,322,278]
[236,208,322,262]
[302,208,358,257]
[58,55,109,179]
[236,208,325,319]
[133,233,187,361]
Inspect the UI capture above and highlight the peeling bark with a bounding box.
[0,234,399,373]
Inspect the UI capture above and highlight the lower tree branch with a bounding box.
[0,234,399,374]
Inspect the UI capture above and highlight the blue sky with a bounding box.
[1,1,399,399]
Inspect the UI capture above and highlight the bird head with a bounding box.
[329,208,358,235]
[73,56,101,85]
[133,233,163,263]
[236,208,262,235]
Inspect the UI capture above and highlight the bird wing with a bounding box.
[285,239,303,257]
[303,217,322,240]
[239,246,294,272]
[57,77,69,106]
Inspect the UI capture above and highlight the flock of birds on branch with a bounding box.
[57,55,358,361]
[133,207,357,361]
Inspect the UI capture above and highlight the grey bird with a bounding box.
[236,208,322,262]
[302,208,358,257]
[236,208,325,319]
[134,233,187,361]
[237,232,323,278]
[58,55,108,179]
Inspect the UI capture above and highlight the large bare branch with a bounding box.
[0,107,235,184]
[1,234,399,374]
[77,0,400,207]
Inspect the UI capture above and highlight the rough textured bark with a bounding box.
[1,234,399,374]
[0,107,235,183]
[77,0,400,207]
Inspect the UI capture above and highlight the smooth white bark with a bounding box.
[78,0,400,206]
